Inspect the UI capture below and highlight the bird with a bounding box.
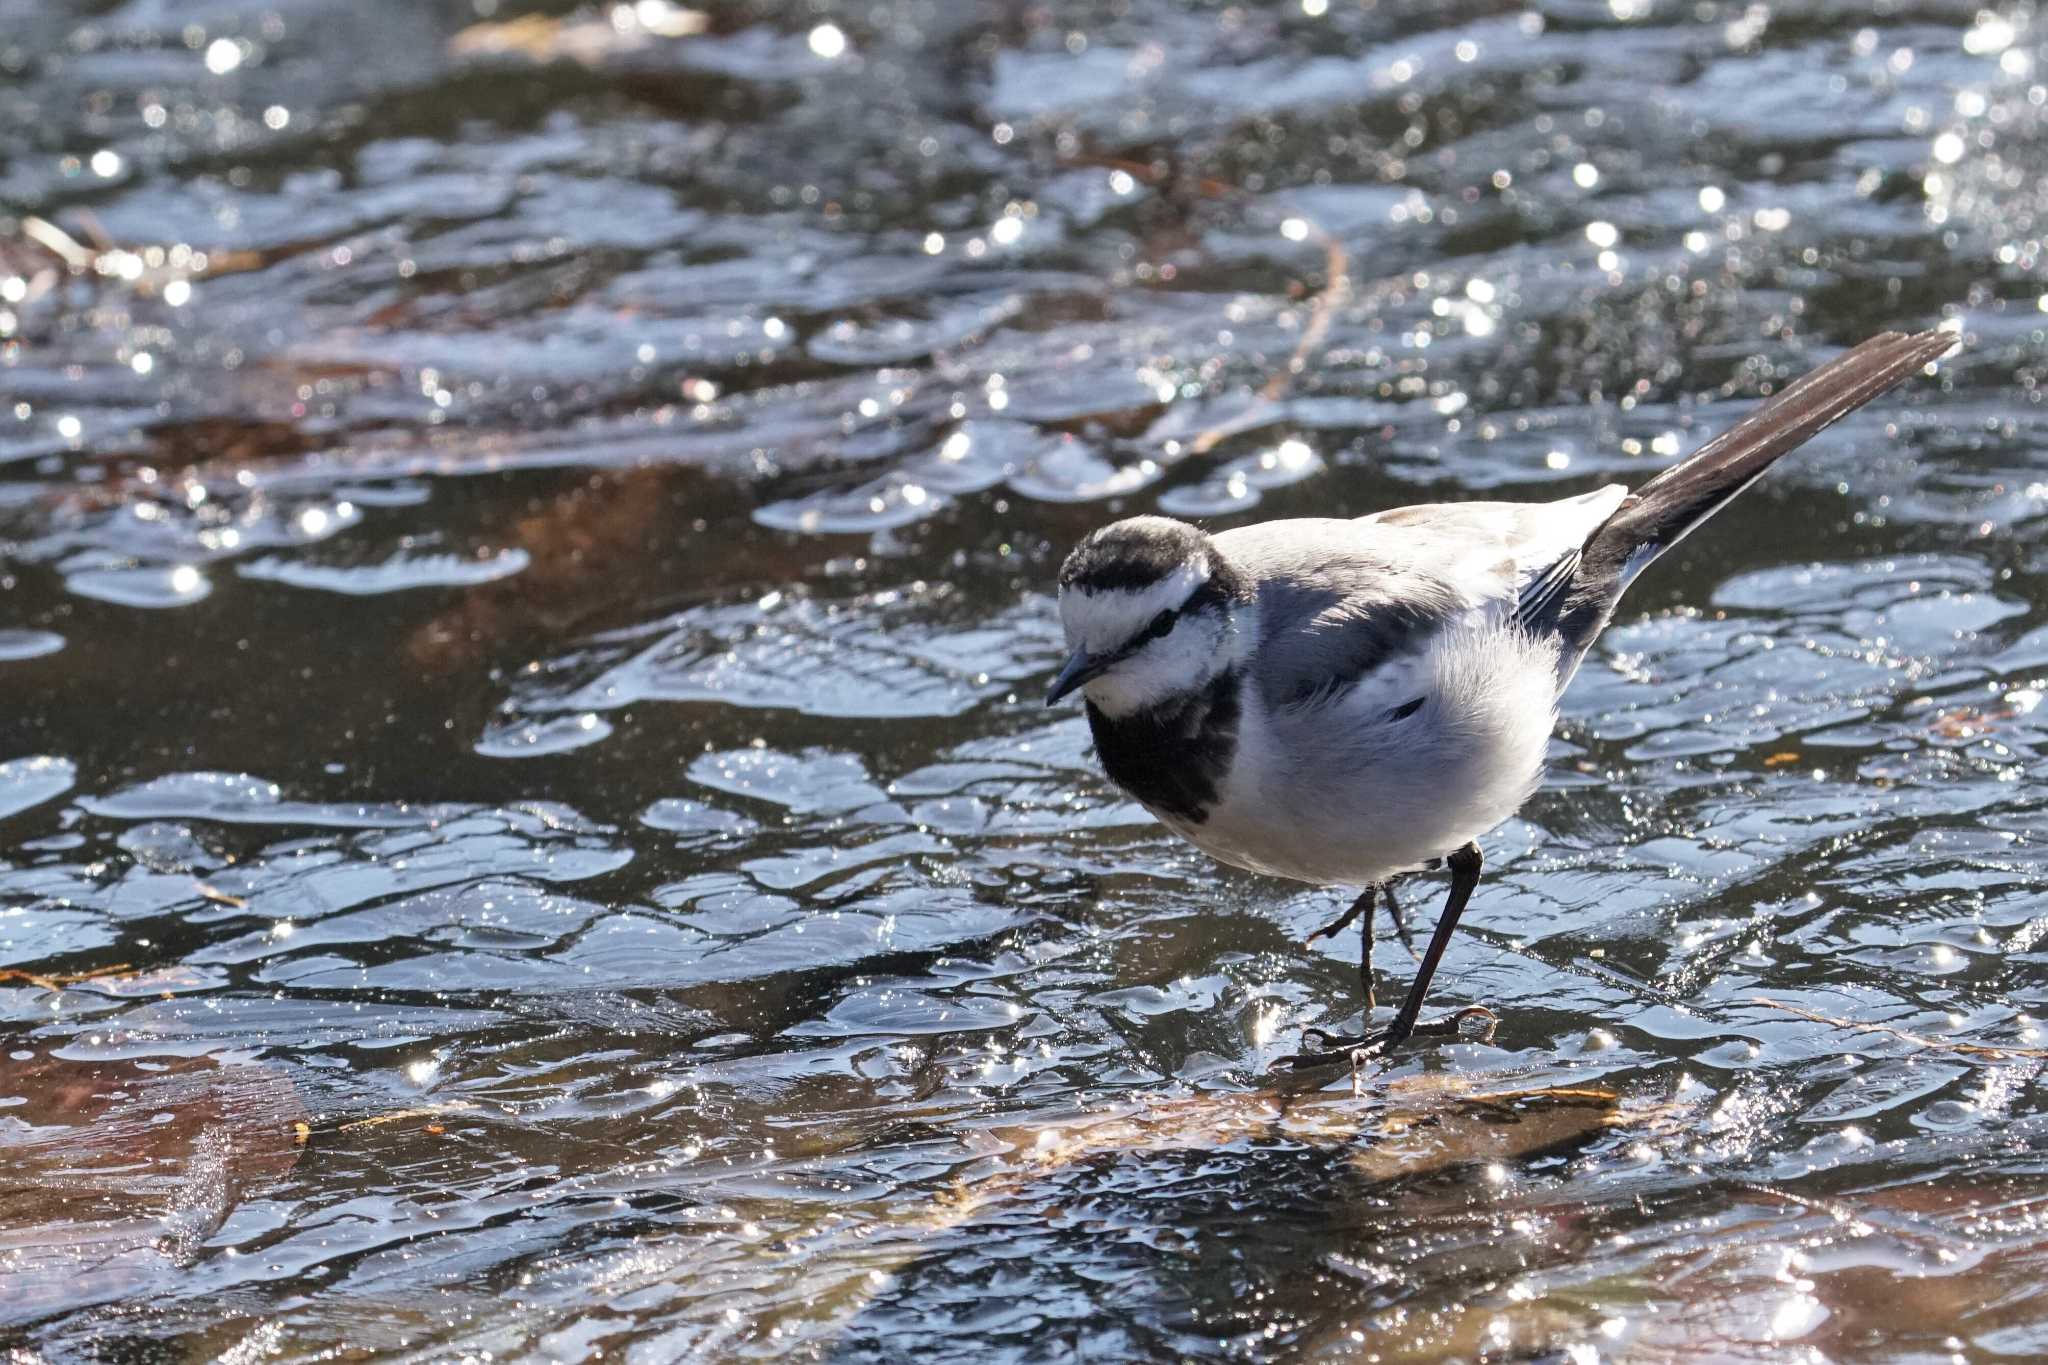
[1045,328,1957,1069]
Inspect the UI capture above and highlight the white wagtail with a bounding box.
[1046,329,1957,1068]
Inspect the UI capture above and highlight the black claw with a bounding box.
[1275,1027,1390,1072]
[1289,844,1494,1075]
[1300,1026,1368,1052]
[1272,1005,1501,1074]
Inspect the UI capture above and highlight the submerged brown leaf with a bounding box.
[717,1077,1636,1349]
[406,466,674,673]
[0,1055,306,1314]
[449,4,708,66]
[970,1078,1622,1187]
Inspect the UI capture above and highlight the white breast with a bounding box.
[1169,617,1562,887]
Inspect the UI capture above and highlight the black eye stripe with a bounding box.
[1107,607,1182,662]
[1112,608,1178,660]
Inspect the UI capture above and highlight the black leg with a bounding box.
[1360,890,1375,1014]
[1277,842,1494,1071]
[1383,841,1482,1047]
[1383,881,1419,960]
[1305,885,1378,1015]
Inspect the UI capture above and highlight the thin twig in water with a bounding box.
[336,1101,480,1132]
[1189,222,1351,456]
[19,215,92,270]
[0,962,133,991]
[1753,996,2048,1060]
[1260,227,1351,401]
[1047,155,1352,459]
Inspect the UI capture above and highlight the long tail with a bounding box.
[1560,328,1958,653]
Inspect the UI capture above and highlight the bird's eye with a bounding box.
[1146,609,1175,639]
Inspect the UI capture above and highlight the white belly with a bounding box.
[1163,621,1562,887]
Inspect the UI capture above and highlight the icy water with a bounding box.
[3,0,2048,1359]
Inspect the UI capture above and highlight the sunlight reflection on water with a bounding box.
[2,0,2048,1357]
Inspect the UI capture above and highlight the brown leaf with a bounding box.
[449,4,707,66]
[0,1054,307,1315]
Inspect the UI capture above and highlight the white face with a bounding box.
[1059,561,1207,655]
[1057,562,1238,717]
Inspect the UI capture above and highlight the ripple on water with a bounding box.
[78,772,448,829]
[26,498,365,611]
[1156,438,1327,517]
[1,0,2042,1357]
[0,631,65,661]
[239,546,532,594]
[497,589,1060,728]
[755,422,1054,534]
[0,757,76,821]
[638,798,762,847]
[688,747,899,818]
[1572,553,2027,758]
[805,291,1026,366]
[1006,438,1161,504]
[63,564,213,609]
[475,713,615,760]
[754,470,959,533]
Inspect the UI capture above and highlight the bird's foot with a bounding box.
[1271,1028,1390,1078]
[1270,1006,1500,1075]
[1295,1024,1380,1055]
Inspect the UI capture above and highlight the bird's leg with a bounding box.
[1277,842,1496,1071]
[1381,841,1486,1048]
[1360,893,1376,1014]
[1300,885,1378,1045]
[1305,885,1374,951]
[1383,881,1419,961]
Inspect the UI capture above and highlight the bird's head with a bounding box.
[1048,516,1250,716]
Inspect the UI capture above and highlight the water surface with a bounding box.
[4,0,2048,1358]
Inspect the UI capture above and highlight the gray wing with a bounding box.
[1217,332,1955,718]
[1353,489,1628,625]
[1243,560,1463,713]
[1213,489,1626,714]
[1512,547,1582,630]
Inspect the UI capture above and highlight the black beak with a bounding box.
[1045,648,1105,706]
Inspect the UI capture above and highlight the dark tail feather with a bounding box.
[1556,328,1958,662]
[1583,328,1956,586]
